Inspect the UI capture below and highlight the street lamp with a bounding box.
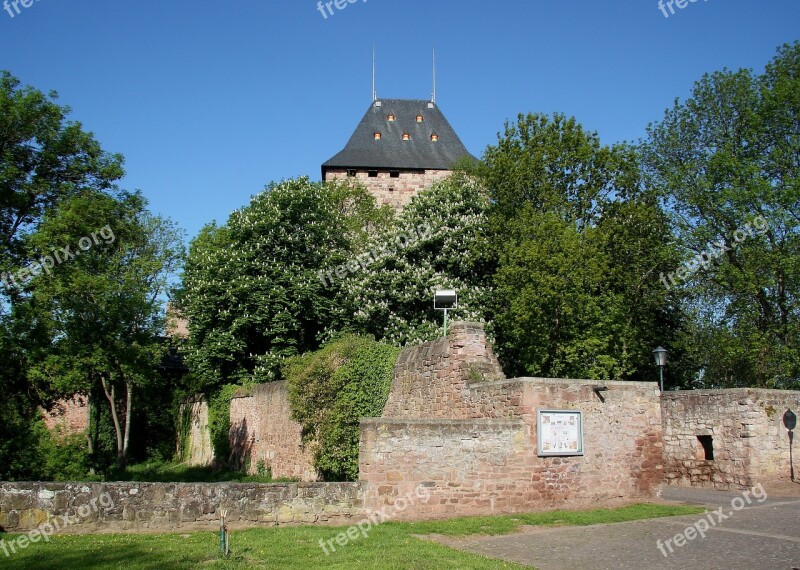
[434,289,457,337]
[652,346,668,391]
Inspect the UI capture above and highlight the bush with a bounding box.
[286,335,400,481]
[39,430,96,481]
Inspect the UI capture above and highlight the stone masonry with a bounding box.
[324,168,452,210]
[41,396,89,436]
[229,382,318,481]
[0,482,365,533]
[177,398,213,467]
[661,389,800,488]
[361,322,665,519]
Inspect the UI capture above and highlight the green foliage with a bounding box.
[286,334,400,481]
[116,459,293,483]
[17,190,185,468]
[480,113,685,381]
[178,177,391,389]
[207,384,240,464]
[642,42,800,388]
[342,173,493,346]
[38,430,97,482]
[0,71,124,286]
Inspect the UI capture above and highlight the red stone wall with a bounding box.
[661,389,800,488]
[324,168,452,210]
[381,322,506,420]
[42,396,90,437]
[229,382,317,481]
[363,322,664,519]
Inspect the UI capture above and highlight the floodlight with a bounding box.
[434,289,457,337]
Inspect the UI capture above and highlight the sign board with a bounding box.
[537,410,584,456]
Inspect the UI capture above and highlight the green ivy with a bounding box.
[207,384,240,465]
[285,335,400,481]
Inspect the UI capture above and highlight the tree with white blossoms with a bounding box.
[177,177,391,388]
[341,173,493,346]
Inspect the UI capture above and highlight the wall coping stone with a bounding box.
[472,377,658,389]
[361,418,525,427]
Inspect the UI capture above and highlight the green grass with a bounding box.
[112,460,297,483]
[0,503,704,570]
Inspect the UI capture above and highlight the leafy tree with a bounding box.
[178,177,390,389]
[480,113,685,381]
[641,42,800,388]
[0,71,123,477]
[22,191,184,468]
[0,71,124,296]
[342,173,493,346]
[286,334,399,481]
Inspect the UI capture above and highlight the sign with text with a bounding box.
[537,410,584,456]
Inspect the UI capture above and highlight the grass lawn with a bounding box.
[116,461,294,484]
[0,503,704,570]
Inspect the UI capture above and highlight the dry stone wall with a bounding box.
[0,482,366,533]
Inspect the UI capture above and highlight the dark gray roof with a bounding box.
[322,99,477,173]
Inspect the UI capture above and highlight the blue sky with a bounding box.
[2,0,798,242]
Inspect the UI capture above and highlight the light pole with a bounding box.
[434,289,457,337]
[653,346,668,391]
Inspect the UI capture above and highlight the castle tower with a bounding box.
[321,98,476,210]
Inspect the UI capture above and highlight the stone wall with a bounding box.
[364,322,664,519]
[382,322,506,420]
[0,482,366,533]
[177,399,213,467]
[324,168,452,210]
[661,389,800,488]
[229,382,317,481]
[41,396,89,437]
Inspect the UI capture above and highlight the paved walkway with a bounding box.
[426,485,800,570]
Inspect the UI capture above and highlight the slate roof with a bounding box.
[322,99,477,174]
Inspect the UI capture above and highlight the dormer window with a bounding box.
[416,115,424,123]
[430,133,439,142]
[387,114,396,122]
[373,132,382,140]
[402,133,411,141]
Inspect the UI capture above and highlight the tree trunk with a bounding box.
[123,381,132,466]
[100,374,125,470]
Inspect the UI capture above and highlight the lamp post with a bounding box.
[653,346,668,391]
[434,289,458,337]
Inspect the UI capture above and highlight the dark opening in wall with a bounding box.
[697,435,714,460]
[368,170,378,178]
[390,170,400,178]
[347,169,356,177]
